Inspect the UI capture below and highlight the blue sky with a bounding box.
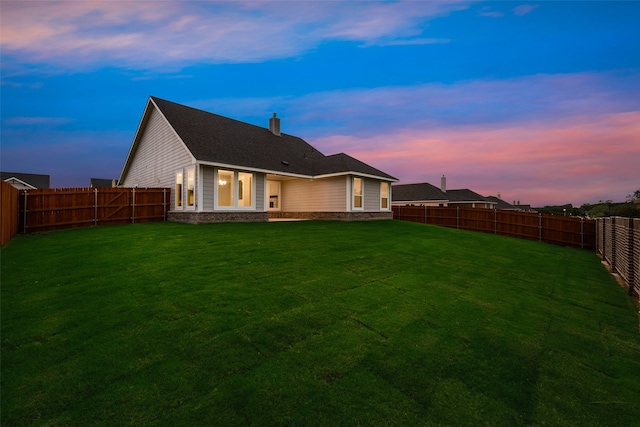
[1,1,639,206]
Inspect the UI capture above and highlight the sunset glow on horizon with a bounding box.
[2,1,638,207]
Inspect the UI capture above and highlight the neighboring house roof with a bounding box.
[485,196,516,210]
[1,172,50,189]
[90,178,116,188]
[121,97,396,181]
[392,183,497,207]
[445,189,493,203]
[391,182,447,202]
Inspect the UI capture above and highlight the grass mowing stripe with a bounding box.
[2,220,639,426]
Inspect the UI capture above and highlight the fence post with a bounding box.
[602,218,606,259]
[424,205,427,224]
[163,188,167,221]
[131,188,136,224]
[538,213,542,242]
[628,219,635,296]
[22,191,28,234]
[456,206,460,229]
[611,217,616,272]
[580,217,584,249]
[94,188,98,226]
[494,209,497,234]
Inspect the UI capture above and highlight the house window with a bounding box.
[353,177,363,209]
[381,182,389,210]
[187,168,195,207]
[217,169,234,207]
[238,172,253,207]
[175,171,183,208]
[216,169,254,209]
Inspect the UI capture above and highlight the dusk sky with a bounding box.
[1,1,639,207]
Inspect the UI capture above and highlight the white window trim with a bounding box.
[175,169,184,210]
[214,168,256,210]
[352,176,364,211]
[185,166,196,210]
[197,164,204,212]
[237,171,255,209]
[380,181,390,211]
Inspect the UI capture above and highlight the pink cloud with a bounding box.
[313,111,640,207]
[191,70,639,207]
[0,0,470,69]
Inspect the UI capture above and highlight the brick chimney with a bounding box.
[441,175,446,193]
[269,113,281,136]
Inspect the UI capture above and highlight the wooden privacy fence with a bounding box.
[392,206,596,250]
[19,187,171,233]
[597,217,640,299]
[1,181,20,246]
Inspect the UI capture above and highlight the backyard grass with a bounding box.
[1,220,639,426]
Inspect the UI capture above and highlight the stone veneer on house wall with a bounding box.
[168,211,269,223]
[268,212,393,221]
[168,211,393,223]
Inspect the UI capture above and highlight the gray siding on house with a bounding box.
[363,178,381,212]
[282,176,346,212]
[120,106,193,207]
[201,166,215,211]
[255,173,266,211]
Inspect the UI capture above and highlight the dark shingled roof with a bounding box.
[485,196,516,210]
[90,178,116,188]
[151,97,396,180]
[445,189,492,202]
[1,172,50,189]
[391,182,447,202]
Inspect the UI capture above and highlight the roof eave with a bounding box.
[197,160,313,179]
[313,171,398,181]
[3,177,38,189]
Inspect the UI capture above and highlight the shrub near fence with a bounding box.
[597,217,639,299]
[1,181,20,246]
[19,187,171,234]
[392,206,596,250]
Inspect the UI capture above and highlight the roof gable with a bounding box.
[1,172,50,189]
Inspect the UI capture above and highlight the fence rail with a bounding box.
[1,181,20,246]
[597,217,639,299]
[19,187,170,233]
[392,205,596,250]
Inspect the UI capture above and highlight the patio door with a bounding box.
[267,180,281,211]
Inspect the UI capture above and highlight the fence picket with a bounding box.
[392,205,596,250]
[18,187,170,233]
[1,181,20,246]
[596,217,640,300]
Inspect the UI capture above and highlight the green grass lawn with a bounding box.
[2,220,639,426]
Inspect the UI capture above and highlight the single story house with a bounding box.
[1,172,50,190]
[119,97,397,222]
[391,181,448,207]
[392,176,497,209]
